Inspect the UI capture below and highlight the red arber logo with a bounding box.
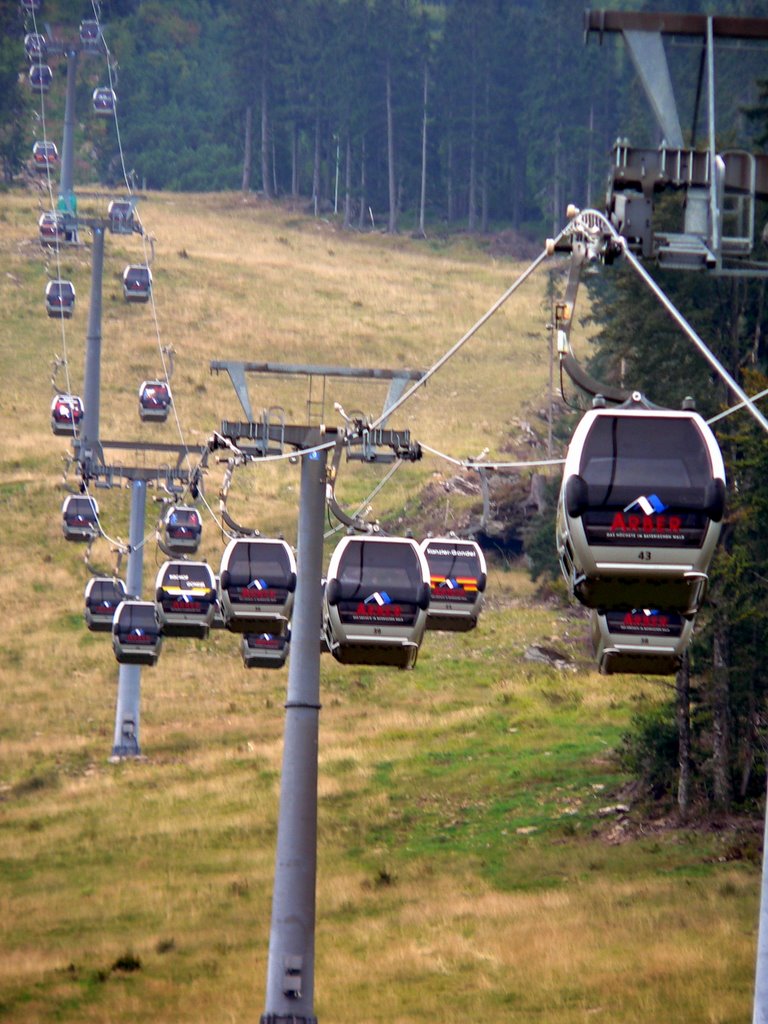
[609,513,683,533]
[355,602,402,617]
[623,611,669,628]
[240,587,277,600]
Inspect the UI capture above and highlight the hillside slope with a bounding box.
[0,187,760,1024]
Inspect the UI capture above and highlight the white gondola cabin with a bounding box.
[591,608,696,676]
[32,139,58,173]
[112,600,162,666]
[155,560,217,638]
[50,393,83,435]
[241,630,290,669]
[92,86,116,116]
[38,211,66,246]
[323,536,431,669]
[45,278,75,319]
[123,264,152,302]
[61,494,99,542]
[420,537,487,632]
[219,538,297,634]
[24,33,47,62]
[107,199,135,234]
[162,505,202,555]
[138,380,171,422]
[84,576,127,632]
[29,63,52,92]
[556,399,725,615]
[79,19,102,51]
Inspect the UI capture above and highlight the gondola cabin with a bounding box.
[38,211,66,246]
[112,600,162,666]
[420,537,487,632]
[84,576,127,632]
[79,19,101,51]
[32,139,57,172]
[556,399,725,615]
[107,199,135,234]
[50,393,83,435]
[219,539,297,634]
[323,536,431,669]
[241,630,290,669]
[123,264,152,302]
[61,494,99,542]
[45,278,75,319]
[591,608,695,676]
[92,87,116,116]
[155,560,217,638]
[138,379,171,422]
[162,505,202,555]
[24,33,47,62]
[29,63,52,92]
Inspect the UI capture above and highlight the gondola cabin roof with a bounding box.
[112,600,162,666]
[323,535,431,668]
[155,560,217,638]
[84,576,127,632]
[219,538,297,634]
[420,537,487,632]
[557,404,726,614]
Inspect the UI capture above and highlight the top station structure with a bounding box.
[586,10,768,276]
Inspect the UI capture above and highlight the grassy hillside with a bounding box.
[0,186,760,1023]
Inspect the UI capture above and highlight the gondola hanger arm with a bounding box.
[326,437,380,534]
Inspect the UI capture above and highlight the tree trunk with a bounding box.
[712,618,732,812]
[312,114,321,217]
[586,103,594,209]
[291,123,299,198]
[468,72,477,232]
[447,133,454,223]
[343,135,352,230]
[385,57,398,233]
[480,72,490,234]
[676,650,692,820]
[260,51,271,199]
[552,125,561,236]
[358,135,367,230]
[241,104,253,193]
[418,62,428,238]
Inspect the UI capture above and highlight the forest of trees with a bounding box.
[3,0,768,236]
[4,0,768,818]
